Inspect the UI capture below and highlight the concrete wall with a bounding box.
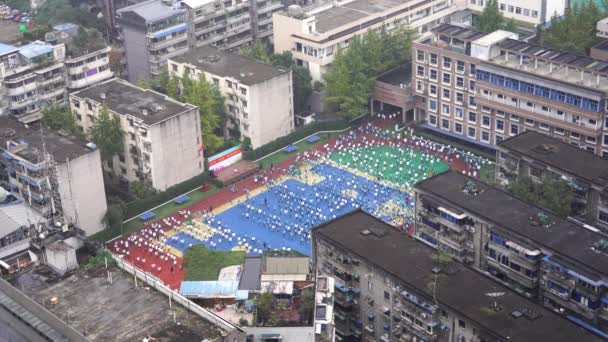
[149,108,204,190]
[55,149,108,236]
[243,326,315,341]
[44,245,78,275]
[123,26,150,83]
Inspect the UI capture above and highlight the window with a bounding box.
[508,5,514,12]
[417,50,425,62]
[456,60,465,73]
[539,123,549,131]
[442,73,451,85]
[555,127,565,135]
[541,106,550,112]
[523,8,529,16]
[455,122,463,134]
[571,131,580,139]
[600,210,608,224]
[384,291,390,301]
[455,107,464,119]
[456,76,464,88]
[468,127,476,138]
[497,93,504,100]
[525,118,534,126]
[429,114,437,126]
[587,136,597,144]
[171,63,178,72]
[496,110,505,118]
[430,84,438,96]
[87,102,92,110]
[510,124,519,135]
[442,89,451,100]
[240,87,247,95]
[72,100,80,108]
[531,10,538,17]
[511,114,520,122]
[430,69,438,81]
[430,53,438,65]
[458,320,466,328]
[495,135,504,143]
[456,92,464,103]
[416,81,424,92]
[469,95,476,107]
[482,116,491,128]
[417,65,425,77]
[468,112,476,123]
[469,80,476,91]
[429,100,437,112]
[515,6,521,14]
[481,131,490,142]
[443,57,452,69]
[526,101,534,108]
[442,103,450,115]
[529,166,543,178]
[442,119,450,130]
[496,119,504,132]
[129,133,135,141]
[499,3,505,10]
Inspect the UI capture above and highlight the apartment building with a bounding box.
[465,0,565,27]
[0,41,67,124]
[312,209,604,342]
[0,116,107,236]
[117,0,190,82]
[69,78,204,191]
[598,17,608,39]
[413,170,608,332]
[182,0,282,51]
[64,46,113,91]
[414,24,608,155]
[273,0,460,82]
[169,45,293,148]
[496,130,608,233]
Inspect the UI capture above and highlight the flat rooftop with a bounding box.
[12,265,224,341]
[592,39,608,52]
[313,210,604,342]
[311,0,407,34]
[498,130,608,187]
[117,0,185,22]
[170,46,287,85]
[73,78,194,125]
[415,171,608,279]
[376,63,412,86]
[0,116,93,164]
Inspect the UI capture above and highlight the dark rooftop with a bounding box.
[415,171,608,278]
[170,46,287,86]
[498,130,608,187]
[376,63,412,86]
[593,40,608,52]
[72,78,195,125]
[313,210,604,342]
[239,256,262,291]
[0,116,93,164]
[431,23,488,42]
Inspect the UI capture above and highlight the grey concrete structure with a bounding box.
[70,78,204,191]
[312,210,604,342]
[414,170,608,333]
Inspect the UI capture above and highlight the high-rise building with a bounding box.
[312,209,604,342]
[69,78,204,191]
[413,24,608,156]
[272,0,460,82]
[168,45,294,148]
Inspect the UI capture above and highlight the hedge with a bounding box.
[124,172,208,218]
[244,120,350,161]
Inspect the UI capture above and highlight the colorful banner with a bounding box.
[208,145,242,172]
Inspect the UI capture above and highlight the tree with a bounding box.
[298,287,315,324]
[543,0,604,54]
[211,86,229,139]
[256,292,274,324]
[183,74,224,153]
[508,176,574,218]
[102,203,125,228]
[90,106,124,161]
[474,0,517,33]
[292,66,312,112]
[240,39,272,64]
[42,105,81,137]
[34,0,97,27]
[166,75,179,100]
[129,180,152,199]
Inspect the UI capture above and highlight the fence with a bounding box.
[110,253,244,337]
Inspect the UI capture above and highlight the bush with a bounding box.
[124,172,208,219]
[244,120,349,161]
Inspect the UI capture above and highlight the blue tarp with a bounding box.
[152,23,187,39]
[139,212,155,221]
[180,280,239,297]
[284,145,298,153]
[175,195,189,204]
[307,135,320,143]
[0,151,13,160]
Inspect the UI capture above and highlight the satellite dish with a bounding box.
[55,221,62,228]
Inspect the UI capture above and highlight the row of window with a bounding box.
[417,65,471,89]
[470,0,539,18]
[476,70,602,112]
[416,52,475,75]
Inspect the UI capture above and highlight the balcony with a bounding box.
[487,257,539,289]
[488,240,539,269]
[9,96,37,109]
[226,12,250,25]
[543,289,598,320]
[6,81,37,96]
[66,57,109,75]
[257,1,281,14]
[149,34,188,51]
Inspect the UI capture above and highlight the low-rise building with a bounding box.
[598,17,608,39]
[372,64,415,122]
[169,46,294,148]
[273,0,460,82]
[0,41,67,124]
[414,170,608,332]
[496,130,608,232]
[312,209,604,342]
[464,0,565,27]
[0,116,107,236]
[69,78,204,191]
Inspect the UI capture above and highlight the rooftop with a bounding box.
[12,265,225,341]
[0,116,94,164]
[415,171,608,278]
[0,42,18,56]
[18,41,54,59]
[263,256,310,275]
[313,210,604,342]
[72,78,195,125]
[310,0,408,34]
[376,63,412,86]
[118,0,185,22]
[0,203,43,238]
[593,39,608,52]
[170,46,288,85]
[239,256,262,291]
[498,130,608,187]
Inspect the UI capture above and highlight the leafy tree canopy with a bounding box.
[90,106,124,161]
[508,176,574,218]
[543,0,605,54]
[474,0,517,33]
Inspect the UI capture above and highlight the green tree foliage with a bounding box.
[298,287,315,323]
[323,26,416,119]
[508,176,574,218]
[292,66,313,112]
[90,106,124,161]
[102,203,125,228]
[474,0,517,33]
[166,75,179,99]
[34,0,97,27]
[256,292,274,324]
[183,74,224,153]
[240,39,272,64]
[42,105,82,137]
[544,0,605,54]
[211,85,229,138]
[129,180,153,199]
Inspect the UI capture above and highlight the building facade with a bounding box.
[69,78,204,191]
[464,0,565,27]
[0,117,107,236]
[0,41,67,124]
[169,46,293,148]
[65,46,113,91]
[413,24,608,155]
[312,210,604,342]
[414,170,608,333]
[273,0,460,82]
[496,130,608,233]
